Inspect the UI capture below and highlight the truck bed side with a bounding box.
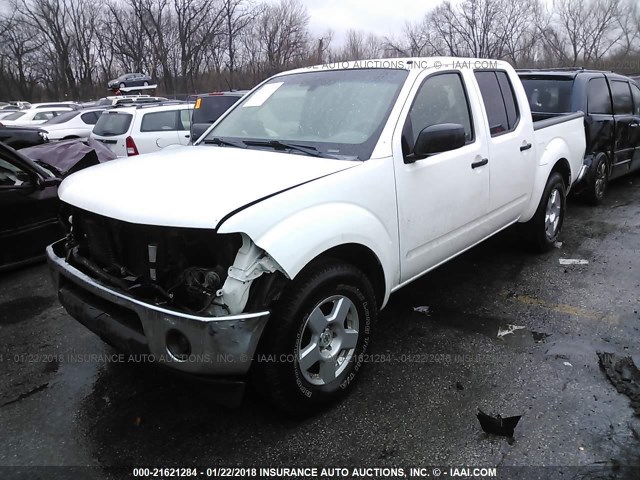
[520,112,586,222]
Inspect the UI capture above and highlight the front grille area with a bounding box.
[64,206,242,313]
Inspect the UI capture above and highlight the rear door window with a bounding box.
[93,113,133,136]
[587,77,612,114]
[474,71,510,136]
[495,71,519,130]
[140,110,179,132]
[611,81,633,115]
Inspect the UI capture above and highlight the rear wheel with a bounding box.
[252,260,377,417]
[143,81,149,87]
[522,171,566,252]
[585,153,609,205]
[119,82,125,89]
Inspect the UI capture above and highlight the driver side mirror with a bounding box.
[405,123,466,164]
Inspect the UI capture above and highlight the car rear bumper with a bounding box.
[46,239,269,376]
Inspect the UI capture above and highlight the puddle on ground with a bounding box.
[409,306,550,348]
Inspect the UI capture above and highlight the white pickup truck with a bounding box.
[47,58,586,415]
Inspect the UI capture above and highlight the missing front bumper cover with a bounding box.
[47,240,269,376]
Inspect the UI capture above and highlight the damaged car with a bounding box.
[47,58,586,415]
[0,139,115,271]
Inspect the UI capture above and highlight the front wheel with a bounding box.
[522,171,566,252]
[119,82,125,89]
[252,260,377,417]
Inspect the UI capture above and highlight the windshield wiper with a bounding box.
[242,140,332,158]
[203,137,247,149]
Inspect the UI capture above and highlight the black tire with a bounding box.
[143,81,149,87]
[522,171,566,253]
[252,259,377,417]
[585,153,608,205]
[119,82,125,89]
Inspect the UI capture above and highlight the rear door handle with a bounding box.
[472,158,488,169]
[520,142,532,151]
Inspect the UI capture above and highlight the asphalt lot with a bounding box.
[1,175,639,479]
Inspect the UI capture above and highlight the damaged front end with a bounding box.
[47,206,285,376]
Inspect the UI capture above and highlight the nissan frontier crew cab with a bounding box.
[47,58,586,416]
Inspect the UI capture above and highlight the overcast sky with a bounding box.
[288,0,446,44]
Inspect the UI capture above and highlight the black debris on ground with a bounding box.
[597,352,640,416]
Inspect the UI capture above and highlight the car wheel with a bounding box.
[119,82,125,89]
[522,171,566,253]
[143,81,149,87]
[252,260,377,417]
[586,153,608,205]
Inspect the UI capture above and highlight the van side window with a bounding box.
[403,72,474,154]
[141,111,178,132]
[474,70,519,136]
[587,78,612,114]
[611,81,633,115]
[631,83,640,116]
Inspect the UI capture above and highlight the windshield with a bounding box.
[4,111,26,121]
[44,111,80,125]
[520,77,574,113]
[93,112,132,136]
[204,68,409,160]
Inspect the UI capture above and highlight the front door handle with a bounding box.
[520,142,532,151]
[472,158,489,169]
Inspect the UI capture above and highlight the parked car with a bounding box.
[41,108,107,141]
[91,102,193,156]
[48,58,585,415]
[0,107,73,126]
[190,91,247,140]
[0,125,48,149]
[518,69,640,204]
[108,73,153,90]
[0,141,62,270]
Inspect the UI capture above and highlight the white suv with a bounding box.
[90,102,193,157]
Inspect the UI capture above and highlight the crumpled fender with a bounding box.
[219,202,398,308]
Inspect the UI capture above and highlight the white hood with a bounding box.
[59,145,357,228]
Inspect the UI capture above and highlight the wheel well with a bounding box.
[314,243,386,308]
[551,158,571,188]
